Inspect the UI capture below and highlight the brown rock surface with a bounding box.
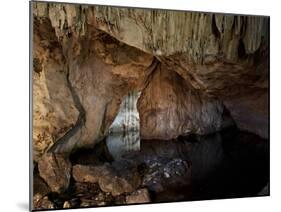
[72,164,106,183]
[38,153,72,193]
[99,160,141,196]
[72,161,141,196]
[33,3,268,61]
[223,89,268,138]
[46,27,155,154]
[33,18,79,161]
[138,63,233,139]
[32,2,269,158]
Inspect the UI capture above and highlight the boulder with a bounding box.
[72,161,141,196]
[99,160,141,196]
[72,164,106,183]
[38,153,72,193]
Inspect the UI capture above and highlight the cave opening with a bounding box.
[106,90,142,160]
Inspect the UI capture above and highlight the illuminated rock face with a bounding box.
[107,91,142,159]
[32,2,269,159]
[109,91,141,134]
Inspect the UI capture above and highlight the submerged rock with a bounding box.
[38,153,72,193]
[142,157,191,193]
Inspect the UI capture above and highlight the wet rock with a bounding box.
[142,158,191,193]
[38,153,72,193]
[126,188,151,204]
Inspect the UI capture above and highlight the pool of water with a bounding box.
[70,127,269,203]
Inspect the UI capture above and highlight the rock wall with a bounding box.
[32,2,269,160]
[138,63,232,139]
[33,18,79,161]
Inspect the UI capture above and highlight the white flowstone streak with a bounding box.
[106,91,141,159]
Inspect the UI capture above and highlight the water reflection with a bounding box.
[105,128,269,201]
[106,91,141,159]
[106,131,140,160]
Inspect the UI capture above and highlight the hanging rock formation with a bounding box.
[32,2,269,160]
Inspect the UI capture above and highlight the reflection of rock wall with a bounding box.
[32,2,269,159]
[106,132,140,160]
[138,134,224,181]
